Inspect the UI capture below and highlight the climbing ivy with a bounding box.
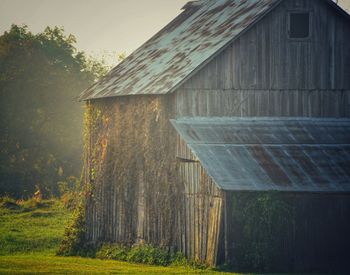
[230,192,294,271]
[57,103,112,256]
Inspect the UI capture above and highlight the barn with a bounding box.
[79,0,350,272]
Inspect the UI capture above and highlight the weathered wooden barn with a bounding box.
[79,0,350,272]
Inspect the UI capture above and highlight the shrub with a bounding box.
[96,244,129,261]
[96,243,192,267]
[0,196,19,210]
[0,195,47,211]
[58,176,82,210]
[170,251,188,266]
[19,197,44,209]
[56,202,87,256]
[126,244,170,266]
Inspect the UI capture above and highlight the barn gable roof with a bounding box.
[171,117,350,192]
[79,0,350,101]
[79,0,281,100]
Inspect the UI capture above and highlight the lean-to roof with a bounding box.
[171,117,350,192]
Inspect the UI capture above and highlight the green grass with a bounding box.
[0,199,71,255]
[0,254,227,274]
[0,198,234,274]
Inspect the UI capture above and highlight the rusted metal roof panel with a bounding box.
[171,118,350,192]
[79,0,280,100]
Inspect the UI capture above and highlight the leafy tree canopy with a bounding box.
[0,24,109,197]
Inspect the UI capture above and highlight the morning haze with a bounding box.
[0,0,188,64]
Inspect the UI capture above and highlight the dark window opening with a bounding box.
[289,12,310,39]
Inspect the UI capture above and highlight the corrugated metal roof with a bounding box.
[79,0,350,101]
[79,0,280,100]
[171,117,350,192]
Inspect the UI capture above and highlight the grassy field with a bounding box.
[0,199,233,274]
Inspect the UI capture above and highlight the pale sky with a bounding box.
[0,0,349,65]
[0,0,188,65]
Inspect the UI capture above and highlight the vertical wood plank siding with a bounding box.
[85,96,223,266]
[177,135,223,265]
[182,0,350,91]
[85,95,182,248]
[176,135,198,161]
[175,0,350,118]
[175,89,350,117]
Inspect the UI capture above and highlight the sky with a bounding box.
[0,0,188,65]
[0,0,349,66]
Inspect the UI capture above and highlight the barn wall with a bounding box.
[176,0,350,118]
[84,96,225,266]
[175,88,350,117]
[84,95,182,247]
[176,136,223,265]
[222,192,350,273]
[182,0,350,91]
[172,0,350,269]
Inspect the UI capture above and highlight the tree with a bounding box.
[0,24,109,197]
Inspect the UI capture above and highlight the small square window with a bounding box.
[289,12,310,39]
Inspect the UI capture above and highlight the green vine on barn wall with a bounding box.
[83,101,113,199]
[57,102,113,256]
[229,192,295,272]
[81,96,180,247]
